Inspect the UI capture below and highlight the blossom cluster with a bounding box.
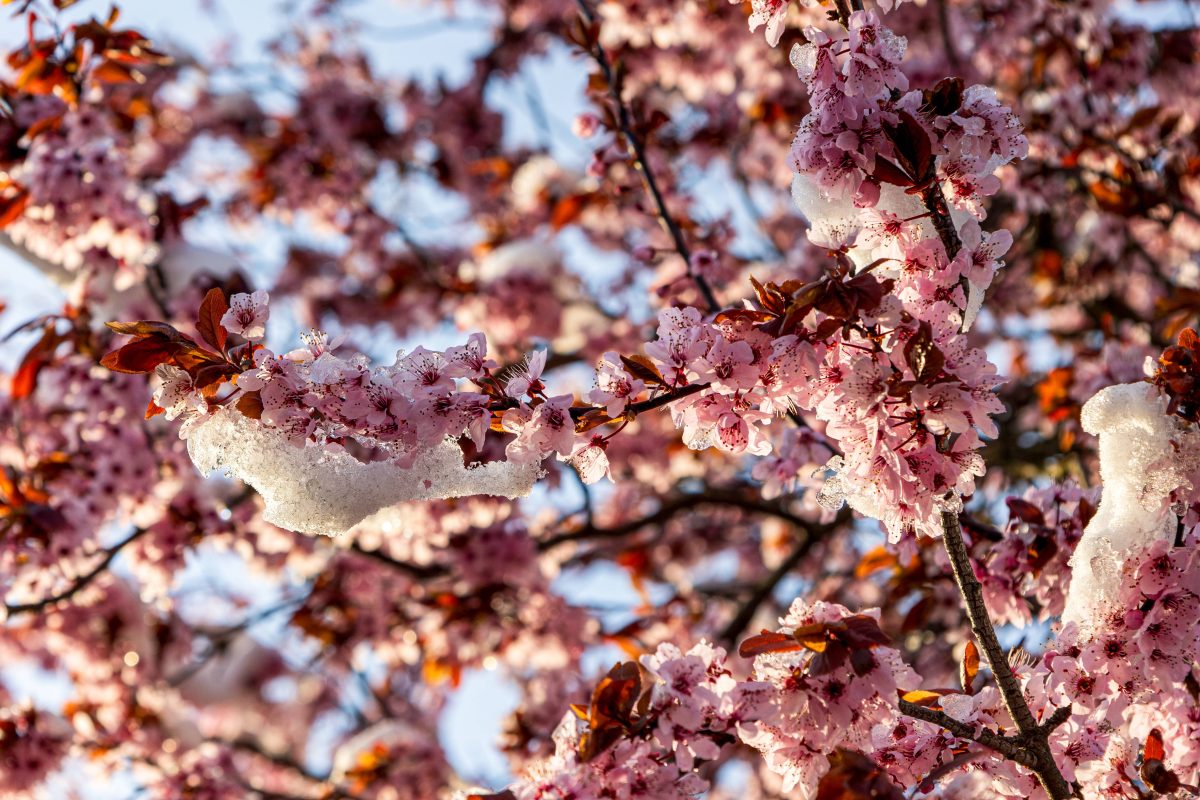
[790,12,1026,220]
[1016,535,1200,798]
[143,199,1013,545]
[739,600,918,795]
[5,104,159,286]
[776,11,1025,539]
[980,484,1098,626]
[495,641,772,800]
[5,0,1200,796]
[0,703,71,797]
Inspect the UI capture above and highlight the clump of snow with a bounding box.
[186,408,541,536]
[1062,383,1183,631]
[790,174,969,269]
[791,174,982,329]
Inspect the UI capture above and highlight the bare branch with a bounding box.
[5,527,150,616]
[574,0,721,313]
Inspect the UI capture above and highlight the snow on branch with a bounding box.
[187,407,541,536]
[1062,381,1200,631]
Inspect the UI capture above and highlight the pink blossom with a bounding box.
[506,349,548,398]
[569,435,611,484]
[588,351,645,418]
[220,290,270,340]
[444,332,497,380]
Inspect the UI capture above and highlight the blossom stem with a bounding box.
[832,0,854,25]
[568,380,710,422]
[920,183,962,259]
[920,182,974,333]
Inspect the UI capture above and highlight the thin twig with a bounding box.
[348,542,446,580]
[898,699,1036,769]
[5,527,150,615]
[718,528,819,645]
[539,486,828,551]
[574,0,720,312]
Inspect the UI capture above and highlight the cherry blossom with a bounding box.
[220,290,270,340]
[0,0,1198,797]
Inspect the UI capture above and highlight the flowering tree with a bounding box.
[2,0,1200,797]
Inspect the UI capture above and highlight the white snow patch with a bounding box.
[186,408,541,536]
[1062,383,1183,631]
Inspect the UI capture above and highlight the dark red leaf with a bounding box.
[923,77,964,117]
[196,287,229,353]
[840,615,892,648]
[10,324,61,399]
[105,320,183,338]
[620,354,665,387]
[903,320,944,382]
[1005,497,1045,526]
[1141,729,1182,794]
[739,630,806,658]
[872,156,915,187]
[816,750,905,800]
[99,337,176,374]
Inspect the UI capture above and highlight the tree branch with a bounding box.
[898,699,1037,769]
[538,486,828,551]
[4,527,150,616]
[936,510,1074,799]
[574,0,720,313]
[718,531,816,646]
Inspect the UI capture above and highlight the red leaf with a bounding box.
[91,58,143,84]
[840,615,892,648]
[715,308,776,326]
[890,111,934,184]
[196,287,229,353]
[960,641,979,694]
[1144,728,1166,763]
[739,630,805,658]
[923,77,964,117]
[1141,728,1183,794]
[10,324,61,399]
[105,320,183,338]
[900,689,944,708]
[0,186,29,229]
[550,194,591,230]
[903,320,945,382]
[574,408,614,433]
[145,399,165,419]
[816,749,905,800]
[100,337,175,373]
[619,354,665,387]
[236,390,264,420]
[750,275,790,315]
[1005,497,1045,525]
[872,156,914,187]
